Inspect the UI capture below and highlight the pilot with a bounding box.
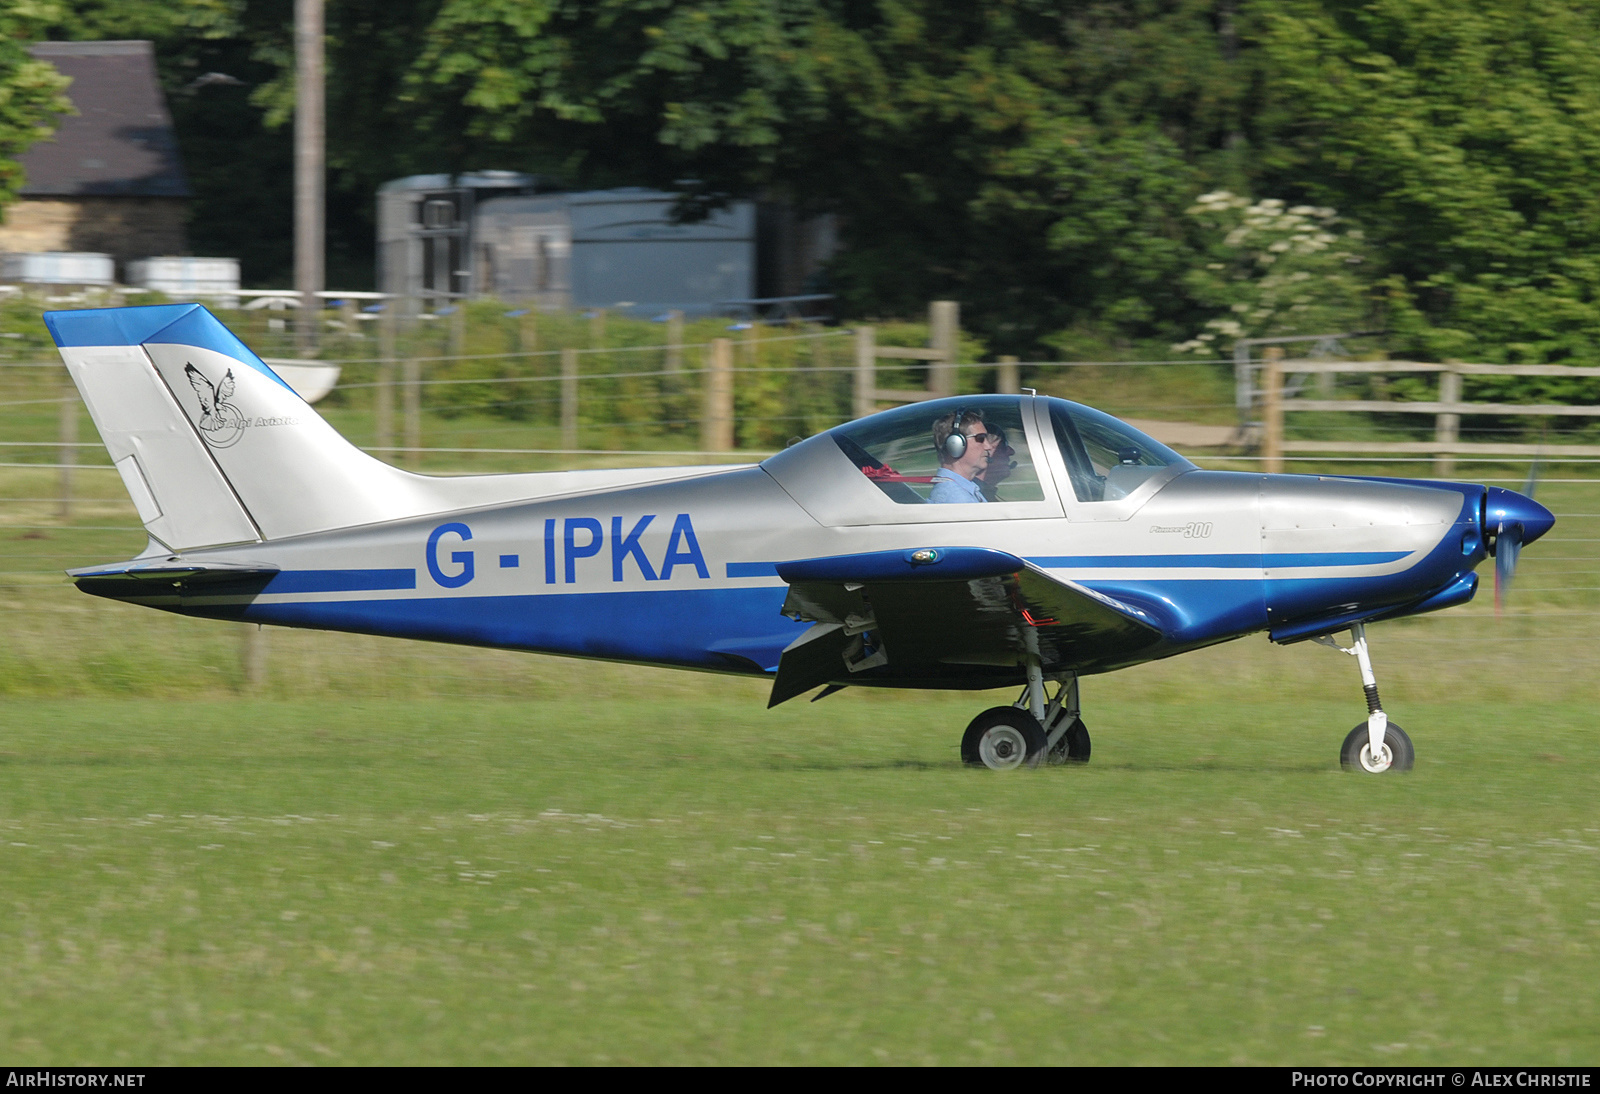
[929,410,999,503]
[977,428,1017,502]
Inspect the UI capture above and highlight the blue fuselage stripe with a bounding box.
[730,552,1410,579]
[726,561,780,578]
[1027,552,1409,569]
[264,569,417,593]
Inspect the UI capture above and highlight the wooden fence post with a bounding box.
[703,337,734,452]
[241,624,268,691]
[449,298,466,357]
[375,302,396,453]
[561,347,580,451]
[854,325,876,420]
[1436,364,1461,477]
[58,364,77,520]
[402,352,422,467]
[997,355,1020,395]
[1262,346,1284,474]
[929,300,959,398]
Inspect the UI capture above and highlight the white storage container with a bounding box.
[0,252,115,285]
[126,256,241,297]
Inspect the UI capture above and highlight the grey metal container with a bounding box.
[378,176,756,315]
[376,172,535,308]
[473,188,755,315]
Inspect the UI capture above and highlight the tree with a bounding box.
[398,1,1260,352]
[1253,0,1600,366]
[0,1,73,213]
[1173,191,1373,353]
[35,0,1600,369]
[45,0,421,287]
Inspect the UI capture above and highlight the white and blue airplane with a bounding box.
[46,303,1553,772]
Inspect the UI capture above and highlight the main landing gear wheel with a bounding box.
[1340,720,1414,774]
[1048,719,1090,764]
[961,707,1047,770]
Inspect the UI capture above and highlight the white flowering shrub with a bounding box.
[1173,191,1374,355]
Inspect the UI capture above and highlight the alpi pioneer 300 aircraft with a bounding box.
[47,304,1554,772]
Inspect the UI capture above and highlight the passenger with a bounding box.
[977,428,1017,502]
[929,410,999,503]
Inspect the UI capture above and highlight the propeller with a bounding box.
[1491,459,1543,616]
[1493,521,1522,615]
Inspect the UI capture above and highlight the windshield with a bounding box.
[1046,399,1192,502]
[830,396,1045,505]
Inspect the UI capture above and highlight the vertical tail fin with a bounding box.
[47,303,456,548]
[47,306,261,551]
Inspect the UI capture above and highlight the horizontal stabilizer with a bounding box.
[68,559,280,580]
[69,558,280,602]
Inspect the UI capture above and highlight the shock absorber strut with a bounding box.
[1313,622,1391,769]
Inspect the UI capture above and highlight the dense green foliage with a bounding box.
[21,1,1600,366]
[0,1,72,210]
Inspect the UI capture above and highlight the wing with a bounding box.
[768,547,1167,707]
[216,368,235,402]
[184,363,215,416]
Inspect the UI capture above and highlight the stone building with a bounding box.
[0,40,190,274]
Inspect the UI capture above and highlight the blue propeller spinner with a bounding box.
[1486,477,1555,614]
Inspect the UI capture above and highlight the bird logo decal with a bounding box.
[184,362,247,448]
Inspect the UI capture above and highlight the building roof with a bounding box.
[19,40,190,199]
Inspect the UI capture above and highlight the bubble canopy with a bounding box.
[767,395,1191,507]
[1042,398,1192,502]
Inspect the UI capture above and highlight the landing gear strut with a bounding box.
[1314,623,1414,773]
[961,664,1090,771]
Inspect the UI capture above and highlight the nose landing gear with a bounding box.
[1315,623,1414,773]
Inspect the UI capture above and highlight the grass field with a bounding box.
[3,548,1598,1064]
[2,686,1597,1065]
[3,342,1599,1063]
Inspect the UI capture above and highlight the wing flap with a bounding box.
[768,551,1168,705]
[767,623,852,708]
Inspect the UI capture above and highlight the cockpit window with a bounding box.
[831,396,1045,505]
[1047,400,1192,502]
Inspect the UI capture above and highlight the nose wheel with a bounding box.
[1340,720,1414,773]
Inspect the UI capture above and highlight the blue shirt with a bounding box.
[928,467,987,504]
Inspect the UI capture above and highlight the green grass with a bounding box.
[1,557,1598,1063]
[1,689,1597,1065]
[4,356,1600,1063]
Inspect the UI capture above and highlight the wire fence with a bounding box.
[3,298,1598,703]
[3,450,1596,704]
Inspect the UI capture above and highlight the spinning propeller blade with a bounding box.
[1490,463,1544,616]
[1493,522,1522,616]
